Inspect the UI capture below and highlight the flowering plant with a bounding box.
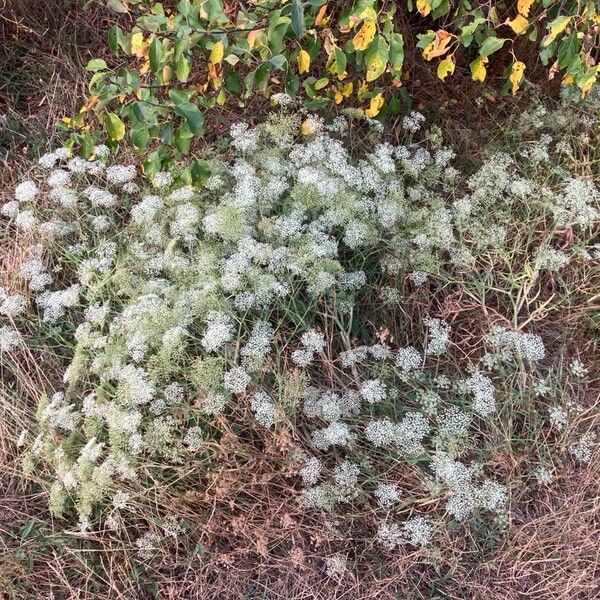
[4,104,598,558]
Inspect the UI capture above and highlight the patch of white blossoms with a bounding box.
[5,110,596,545]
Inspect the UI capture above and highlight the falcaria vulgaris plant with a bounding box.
[3,102,598,566]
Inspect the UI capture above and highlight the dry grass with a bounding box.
[0,0,113,186]
[451,462,599,600]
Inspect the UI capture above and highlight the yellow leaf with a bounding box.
[348,6,376,29]
[517,0,534,17]
[364,92,384,117]
[207,62,222,90]
[84,95,99,111]
[470,56,488,82]
[247,30,262,49]
[335,81,353,103]
[297,49,310,74]
[209,40,224,65]
[366,55,387,82]
[580,75,596,98]
[357,80,369,101]
[162,65,173,84]
[423,30,452,60]
[140,60,150,75]
[416,0,431,17]
[509,61,526,95]
[577,68,599,98]
[562,73,574,85]
[506,15,529,34]
[315,3,328,27]
[130,32,145,58]
[489,6,500,25]
[340,81,353,97]
[437,55,455,80]
[542,16,571,46]
[352,20,376,51]
[323,29,337,56]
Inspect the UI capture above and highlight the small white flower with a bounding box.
[15,180,39,203]
[105,164,136,185]
[548,405,568,430]
[152,171,173,189]
[223,366,251,394]
[360,379,387,404]
[374,483,400,507]
[569,358,588,378]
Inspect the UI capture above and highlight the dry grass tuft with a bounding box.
[0,0,112,185]
[450,461,600,600]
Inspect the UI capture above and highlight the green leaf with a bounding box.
[459,17,485,47]
[86,58,107,72]
[155,125,170,145]
[105,112,125,141]
[130,123,150,149]
[557,34,580,69]
[149,38,165,73]
[479,36,505,57]
[107,26,123,53]
[417,31,436,50]
[268,54,288,69]
[365,35,389,82]
[431,0,450,18]
[205,0,228,26]
[191,159,212,184]
[174,124,192,154]
[284,72,300,96]
[131,101,157,124]
[20,519,36,539]
[178,0,191,18]
[389,32,404,77]
[225,71,241,94]
[142,149,167,179]
[169,89,195,104]
[80,132,96,158]
[173,102,204,135]
[176,55,191,82]
[174,39,188,63]
[254,63,269,92]
[268,13,291,54]
[291,0,305,39]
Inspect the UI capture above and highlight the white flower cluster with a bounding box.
[376,515,433,549]
[8,109,589,548]
[430,452,507,521]
[485,326,546,363]
[292,329,326,366]
[201,311,235,352]
[250,391,278,427]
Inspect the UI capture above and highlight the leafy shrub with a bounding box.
[4,104,598,555]
[68,0,600,168]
